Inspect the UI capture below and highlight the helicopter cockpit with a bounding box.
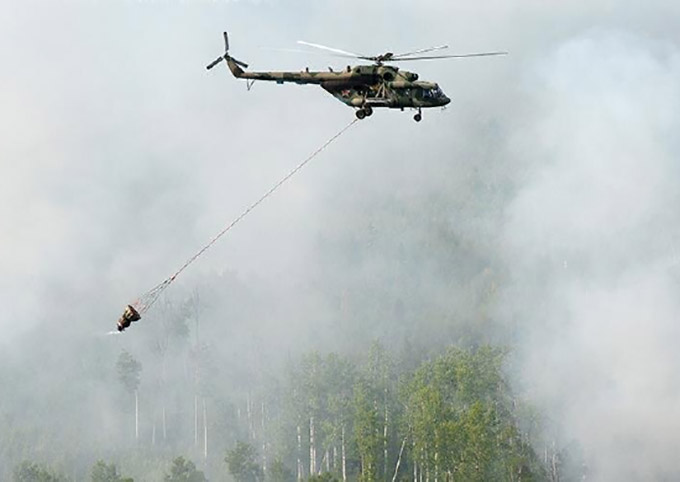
[422,85,445,99]
[420,85,450,106]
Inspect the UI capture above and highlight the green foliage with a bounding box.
[308,473,339,482]
[267,458,294,482]
[402,346,542,481]
[165,298,193,342]
[13,461,66,482]
[90,460,133,482]
[283,351,357,475]
[225,442,262,482]
[116,350,142,394]
[5,336,547,482]
[268,345,544,482]
[164,456,207,482]
[361,342,396,481]
[353,379,380,482]
[323,353,357,428]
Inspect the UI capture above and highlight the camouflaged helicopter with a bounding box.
[207,32,507,122]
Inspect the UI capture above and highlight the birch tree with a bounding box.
[353,379,380,482]
[324,354,356,482]
[90,460,133,482]
[116,350,142,441]
[164,456,207,482]
[225,441,263,482]
[364,342,396,482]
[403,346,543,481]
[13,461,65,482]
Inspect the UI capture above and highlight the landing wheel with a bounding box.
[363,105,373,117]
[414,113,422,122]
[356,109,367,120]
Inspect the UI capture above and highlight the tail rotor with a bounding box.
[206,31,249,70]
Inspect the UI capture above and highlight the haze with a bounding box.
[1,0,679,480]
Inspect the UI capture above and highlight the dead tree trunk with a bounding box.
[203,398,208,460]
[341,425,347,482]
[391,437,407,482]
[383,388,389,482]
[309,416,316,476]
[194,394,199,448]
[261,401,267,475]
[135,390,139,441]
[247,394,255,440]
[297,425,304,481]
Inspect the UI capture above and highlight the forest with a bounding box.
[7,2,678,479]
[0,104,586,480]
[5,340,559,481]
[1,276,582,482]
[5,0,680,482]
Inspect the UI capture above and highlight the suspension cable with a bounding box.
[129,118,359,317]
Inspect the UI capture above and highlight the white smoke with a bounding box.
[502,31,680,481]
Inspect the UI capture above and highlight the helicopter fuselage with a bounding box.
[226,59,450,120]
[207,31,506,120]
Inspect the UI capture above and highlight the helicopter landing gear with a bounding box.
[356,105,373,120]
[414,108,422,122]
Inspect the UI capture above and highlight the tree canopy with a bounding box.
[164,456,207,482]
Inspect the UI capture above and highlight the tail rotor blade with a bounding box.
[232,57,249,69]
[206,56,225,70]
[223,31,230,53]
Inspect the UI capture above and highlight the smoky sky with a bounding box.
[500,31,680,480]
[2,0,680,480]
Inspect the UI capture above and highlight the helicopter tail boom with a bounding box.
[226,57,247,78]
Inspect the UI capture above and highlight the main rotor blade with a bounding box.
[260,47,355,58]
[392,45,449,58]
[297,40,364,59]
[261,47,319,54]
[393,51,509,61]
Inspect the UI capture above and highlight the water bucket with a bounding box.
[117,304,141,332]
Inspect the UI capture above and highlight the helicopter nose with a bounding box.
[441,96,451,106]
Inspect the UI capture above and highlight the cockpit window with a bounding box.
[422,87,443,99]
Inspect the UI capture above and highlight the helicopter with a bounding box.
[207,32,507,122]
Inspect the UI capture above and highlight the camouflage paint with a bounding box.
[226,58,450,110]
